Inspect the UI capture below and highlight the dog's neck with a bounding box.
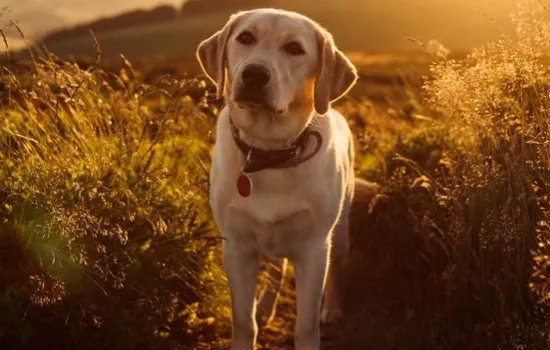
[229,114,323,174]
[235,128,297,151]
[228,107,312,151]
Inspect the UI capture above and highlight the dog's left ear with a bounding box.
[196,13,245,98]
[314,32,358,115]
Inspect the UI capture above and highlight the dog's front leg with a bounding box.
[222,239,260,350]
[292,239,329,350]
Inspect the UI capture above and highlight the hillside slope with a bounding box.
[10,0,528,60]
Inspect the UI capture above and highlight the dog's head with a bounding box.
[197,8,357,146]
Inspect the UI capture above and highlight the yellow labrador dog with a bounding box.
[197,8,357,350]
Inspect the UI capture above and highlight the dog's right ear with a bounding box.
[196,13,245,99]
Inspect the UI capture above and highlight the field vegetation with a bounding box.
[0,1,549,349]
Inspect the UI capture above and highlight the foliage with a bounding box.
[334,1,550,348]
[0,55,229,349]
[423,0,550,307]
[0,1,549,349]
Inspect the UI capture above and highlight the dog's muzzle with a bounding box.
[234,64,272,109]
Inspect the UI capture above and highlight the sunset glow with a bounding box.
[0,1,548,349]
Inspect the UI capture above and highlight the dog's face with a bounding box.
[226,12,317,117]
[197,9,357,146]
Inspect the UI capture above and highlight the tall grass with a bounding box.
[0,56,230,349]
[424,0,550,308]
[330,1,550,348]
[0,1,549,349]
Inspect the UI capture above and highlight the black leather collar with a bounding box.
[230,117,323,174]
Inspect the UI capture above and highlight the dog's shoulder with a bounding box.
[327,108,352,134]
[315,108,353,156]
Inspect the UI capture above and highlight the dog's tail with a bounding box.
[353,177,379,207]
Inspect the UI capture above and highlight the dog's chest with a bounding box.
[231,168,314,220]
[227,190,316,259]
[218,169,324,258]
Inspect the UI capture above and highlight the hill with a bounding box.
[181,0,274,16]
[40,5,178,43]
[10,0,529,60]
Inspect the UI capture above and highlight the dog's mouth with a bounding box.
[233,91,284,115]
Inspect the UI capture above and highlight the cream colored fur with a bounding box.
[197,8,358,350]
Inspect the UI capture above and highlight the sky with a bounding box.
[2,0,181,24]
[1,0,181,46]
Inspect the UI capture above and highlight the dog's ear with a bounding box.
[313,32,358,115]
[196,13,244,98]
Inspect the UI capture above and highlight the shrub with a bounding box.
[0,56,229,349]
[423,0,550,309]
[1,1,549,348]
[339,1,550,348]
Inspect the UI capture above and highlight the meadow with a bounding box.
[1,2,549,350]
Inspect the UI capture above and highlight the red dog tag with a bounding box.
[237,174,252,197]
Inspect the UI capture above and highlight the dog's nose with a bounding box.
[241,64,270,88]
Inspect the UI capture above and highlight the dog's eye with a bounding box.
[283,42,305,56]
[236,31,256,46]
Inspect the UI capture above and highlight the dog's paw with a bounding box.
[320,306,344,324]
